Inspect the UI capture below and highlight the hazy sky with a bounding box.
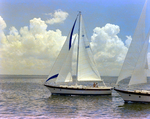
[0,0,149,75]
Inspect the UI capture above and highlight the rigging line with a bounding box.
[76,11,81,84]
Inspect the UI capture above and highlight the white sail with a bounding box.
[129,30,150,85]
[77,14,102,82]
[65,72,73,82]
[116,0,147,85]
[81,16,101,79]
[46,18,77,82]
[145,60,149,69]
[56,39,75,83]
[46,36,70,82]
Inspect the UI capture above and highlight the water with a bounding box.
[0,75,150,118]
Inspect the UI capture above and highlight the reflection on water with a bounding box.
[45,95,113,118]
[119,103,150,111]
[0,75,150,118]
[117,103,150,118]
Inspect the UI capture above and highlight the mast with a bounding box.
[76,11,81,84]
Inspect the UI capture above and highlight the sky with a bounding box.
[0,0,150,75]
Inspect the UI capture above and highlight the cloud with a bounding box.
[125,35,132,48]
[45,9,69,24]
[90,23,128,76]
[0,16,7,43]
[0,16,6,30]
[0,15,131,76]
[0,17,66,74]
[0,16,7,74]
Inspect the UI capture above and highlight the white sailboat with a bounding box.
[114,0,150,103]
[44,12,113,95]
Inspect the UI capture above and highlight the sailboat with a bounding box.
[44,12,113,95]
[114,0,150,103]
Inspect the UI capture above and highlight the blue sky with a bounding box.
[0,0,149,75]
[0,0,149,40]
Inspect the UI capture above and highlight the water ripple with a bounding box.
[0,77,150,118]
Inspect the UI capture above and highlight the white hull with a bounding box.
[45,84,113,95]
[114,88,150,103]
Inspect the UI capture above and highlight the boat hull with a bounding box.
[114,88,150,103]
[45,84,113,95]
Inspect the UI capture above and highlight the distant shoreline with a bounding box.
[0,75,119,79]
[0,74,48,79]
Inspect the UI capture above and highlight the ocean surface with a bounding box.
[1,75,150,119]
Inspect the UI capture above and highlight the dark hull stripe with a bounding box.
[114,88,150,96]
[124,100,150,103]
[51,93,111,96]
[44,84,113,91]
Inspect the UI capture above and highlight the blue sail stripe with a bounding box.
[46,74,59,82]
[69,17,77,50]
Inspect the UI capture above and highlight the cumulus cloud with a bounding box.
[0,16,7,74]
[0,16,7,42]
[45,9,69,24]
[0,14,132,76]
[0,16,128,75]
[90,23,128,76]
[0,17,66,74]
[0,16,6,30]
[125,35,132,48]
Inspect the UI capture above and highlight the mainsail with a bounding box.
[77,14,101,81]
[116,0,148,85]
